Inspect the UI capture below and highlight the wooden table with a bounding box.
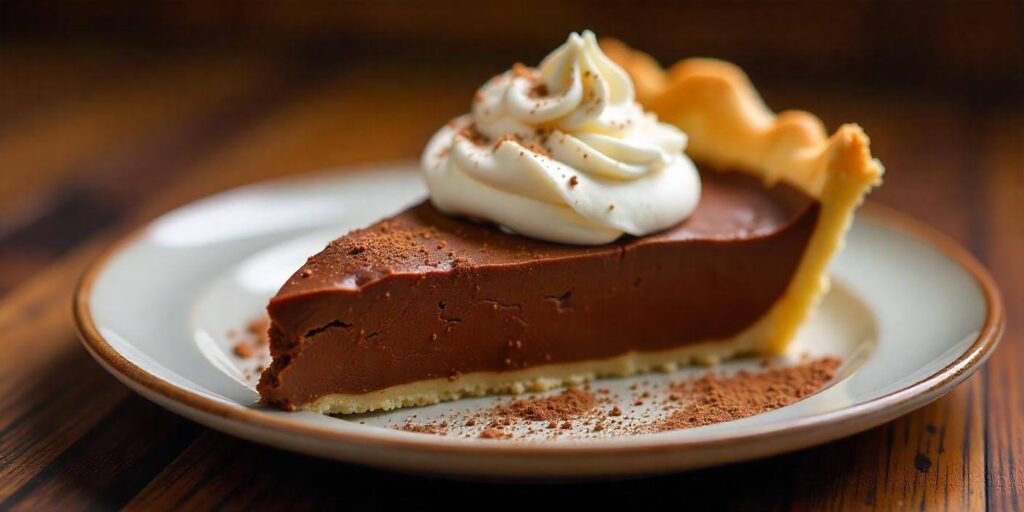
[0,41,1020,511]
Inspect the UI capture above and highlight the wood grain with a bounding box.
[981,110,1024,510]
[0,40,1019,511]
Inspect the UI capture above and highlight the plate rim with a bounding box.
[72,173,1005,458]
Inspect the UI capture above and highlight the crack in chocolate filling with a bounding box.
[258,167,820,410]
[303,319,352,338]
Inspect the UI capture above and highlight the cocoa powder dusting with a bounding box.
[330,222,453,271]
[650,357,841,432]
[458,124,488,145]
[493,133,519,150]
[491,388,597,421]
[492,133,552,158]
[522,140,552,157]
[387,357,841,440]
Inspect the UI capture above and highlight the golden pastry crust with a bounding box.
[603,39,884,352]
[601,39,882,198]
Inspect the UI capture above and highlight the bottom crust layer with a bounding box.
[298,304,795,415]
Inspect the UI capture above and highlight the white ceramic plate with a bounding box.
[74,164,1003,478]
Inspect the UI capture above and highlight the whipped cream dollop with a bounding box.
[421,31,700,245]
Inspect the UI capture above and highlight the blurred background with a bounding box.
[0,1,1020,292]
[1,3,1022,508]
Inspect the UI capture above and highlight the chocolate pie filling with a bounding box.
[258,168,820,410]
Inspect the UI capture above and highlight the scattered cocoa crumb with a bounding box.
[232,342,254,358]
[465,418,477,427]
[400,423,447,436]
[480,428,510,440]
[609,406,623,417]
[568,176,579,187]
[231,315,271,368]
[246,317,269,337]
[560,421,572,429]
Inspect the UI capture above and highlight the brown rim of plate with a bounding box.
[72,201,1005,456]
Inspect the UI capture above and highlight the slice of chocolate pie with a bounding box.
[258,32,883,414]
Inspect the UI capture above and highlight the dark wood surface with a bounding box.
[0,36,1021,511]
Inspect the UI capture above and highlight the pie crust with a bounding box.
[604,39,884,353]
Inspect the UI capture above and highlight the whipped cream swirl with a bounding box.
[421,31,700,245]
